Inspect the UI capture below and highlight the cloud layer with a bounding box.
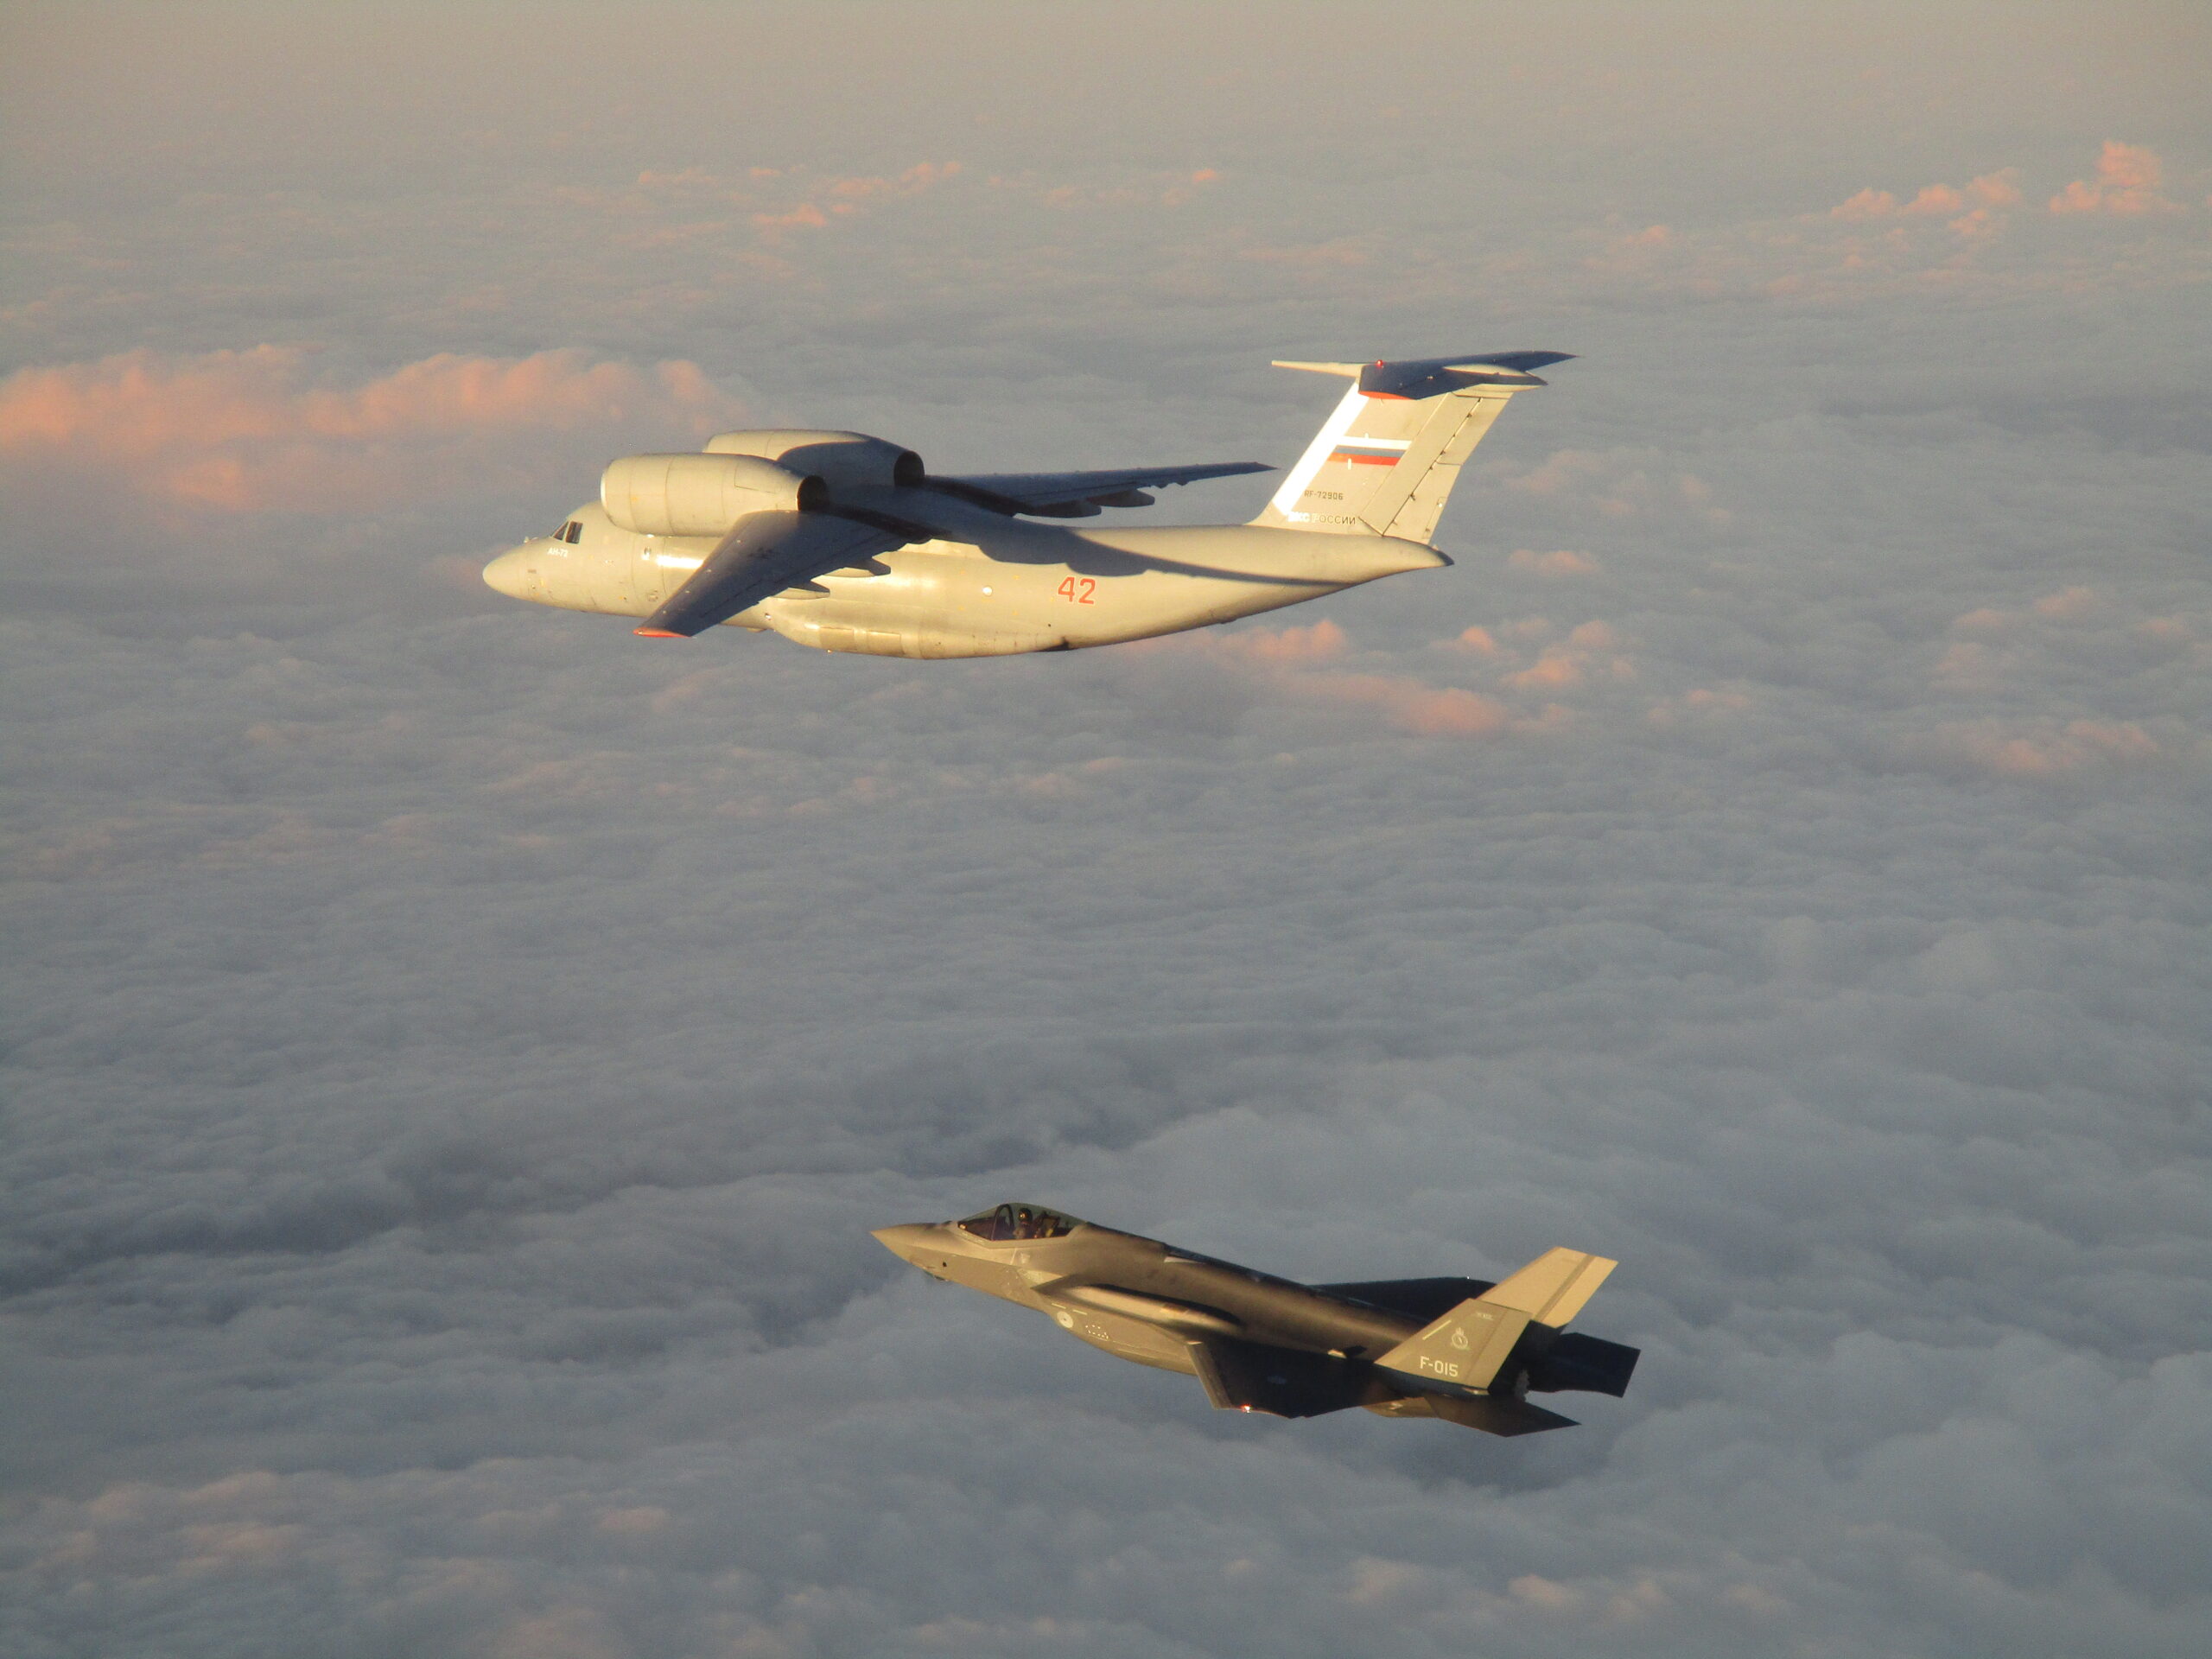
[0,346,740,512]
[3,6,2208,1657]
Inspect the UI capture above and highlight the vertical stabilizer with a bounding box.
[1478,1247,1616,1326]
[1253,352,1570,544]
[1372,1245,1617,1397]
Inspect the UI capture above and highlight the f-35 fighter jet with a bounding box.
[874,1203,1637,1434]
[482,352,1569,658]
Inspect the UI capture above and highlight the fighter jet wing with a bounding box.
[1186,1338,1372,1419]
[634,511,906,638]
[924,461,1272,518]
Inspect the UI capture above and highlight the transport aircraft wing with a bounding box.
[924,461,1272,518]
[633,512,906,639]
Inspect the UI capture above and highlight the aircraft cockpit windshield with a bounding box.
[957,1203,1079,1243]
[549,520,582,543]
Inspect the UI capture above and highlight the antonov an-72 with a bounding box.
[875,1203,1636,1434]
[482,351,1569,657]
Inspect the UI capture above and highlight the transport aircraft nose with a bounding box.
[481,546,531,599]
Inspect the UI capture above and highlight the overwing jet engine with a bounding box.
[481,353,1571,658]
[874,1204,1637,1434]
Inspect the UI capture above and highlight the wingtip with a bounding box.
[633,627,685,639]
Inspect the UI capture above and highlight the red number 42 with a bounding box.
[1057,576,1097,604]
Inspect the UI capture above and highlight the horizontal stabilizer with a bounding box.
[1272,352,1574,397]
[1364,1391,1580,1435]
[1187,1338,1372,1419]
[1425,1395,1579,1436]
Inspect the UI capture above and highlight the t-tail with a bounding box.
[1253,351,1572,544]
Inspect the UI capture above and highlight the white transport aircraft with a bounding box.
[482,351,1570,658]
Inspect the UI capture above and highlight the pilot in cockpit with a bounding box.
[957,1203,1077,1243]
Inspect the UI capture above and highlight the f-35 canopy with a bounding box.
[957,1202,1082,1242]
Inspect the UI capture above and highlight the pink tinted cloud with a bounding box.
[1967,170,2023,207]
[1504,449,1609,497]
[1500,623,1633,690]
[1831,188,1899,220]
[2050,143,2180,214]
[1215,618,1347,664]
[753,202,831,237]
[1310,674,1511,737]
[1833,170,2020,226]
[1915,718,2164,779]
[0,347,742,512]
[2033,585,2098,619]
[754,162,963,239]
[1503,648,1584,690]
[1902,185,1967,216]
[1144,621,1515,739]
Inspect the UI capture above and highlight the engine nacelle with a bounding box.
[601,453,825,537]
[704,429,925,491]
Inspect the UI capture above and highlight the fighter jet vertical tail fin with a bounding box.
[1478,1247,1616,1327]
[1372,1248,1618,1397]
[1253,352,1570,544]
[1374,1297,1533,1395]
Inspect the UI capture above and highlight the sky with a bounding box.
[3,3,2209,1656]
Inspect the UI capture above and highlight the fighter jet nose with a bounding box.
[871,1224,935,1262]
[482,547,531,599]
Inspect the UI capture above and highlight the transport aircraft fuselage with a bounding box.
[486,499,1443,658]
[481,351,1573,658]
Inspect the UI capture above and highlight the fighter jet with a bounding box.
[874,1202,1637,1434]
[481,352,1570,658]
